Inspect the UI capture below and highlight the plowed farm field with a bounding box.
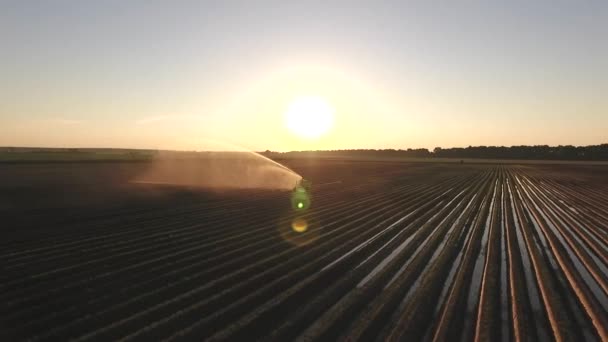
[1,161,607,341]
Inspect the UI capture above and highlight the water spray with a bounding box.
[132,139,302,190]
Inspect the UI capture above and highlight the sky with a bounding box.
[1,0,606,151]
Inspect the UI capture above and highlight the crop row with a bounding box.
[1,164,606,341]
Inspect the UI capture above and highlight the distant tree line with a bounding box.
[266,144,608,161]
[431,144,608,160]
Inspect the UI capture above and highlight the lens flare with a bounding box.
[278,215,320,247]
[291,218,308,233]
[281,179,316,246]
[291,186,311,210]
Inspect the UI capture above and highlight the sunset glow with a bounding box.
[284,96,335,139]
[1,2,606,150]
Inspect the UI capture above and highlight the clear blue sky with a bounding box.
[1,1,606,150]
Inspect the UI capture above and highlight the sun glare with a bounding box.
[284,96,334,139]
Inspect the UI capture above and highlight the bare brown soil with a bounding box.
[1,160,607,341]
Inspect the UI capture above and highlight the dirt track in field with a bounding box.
[1,161,607,341]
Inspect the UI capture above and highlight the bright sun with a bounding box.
[284,96,335,139]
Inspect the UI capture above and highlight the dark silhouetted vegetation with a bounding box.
[431,144,608,160]
[265,144,608,161]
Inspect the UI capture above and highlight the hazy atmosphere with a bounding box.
[1,1,606,151]
[3,2,608,341]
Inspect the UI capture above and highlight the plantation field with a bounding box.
[1,160,607,341]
